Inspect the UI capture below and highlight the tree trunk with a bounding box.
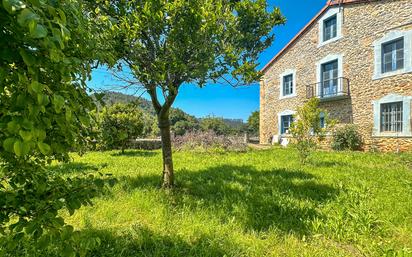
[158,115,174,188]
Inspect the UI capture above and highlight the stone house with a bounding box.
[260,0,412,152]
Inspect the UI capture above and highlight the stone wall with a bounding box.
[260,0,412,152]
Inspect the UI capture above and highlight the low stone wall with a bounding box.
[129,139,162,150]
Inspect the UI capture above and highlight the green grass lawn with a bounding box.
[53,148,411,256]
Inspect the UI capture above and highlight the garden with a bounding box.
[30,148,412,256]
[1,0,412,256]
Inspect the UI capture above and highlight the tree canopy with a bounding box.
[0,0,115,254]
[247,111,260,135]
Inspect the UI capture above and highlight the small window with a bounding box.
[382,38,404,73]
[281,115,294,134]
[283,74,294,96]
[320,116,325,129]
[380,102,403,132]
[323,15,337,41]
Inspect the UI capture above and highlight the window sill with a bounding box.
[279,94,297,100]
[372,68,412,80]
[372,133,412,138]
[318,35,342,48]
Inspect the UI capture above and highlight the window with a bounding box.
[382,38,404,73]
[372,94,412,137]
[281,115,294,134]
[373,30,412,80]
[380,102,403,132]
[320,116,326,129]
[279,70,296,99]
[323,15,337,42]
[283,74,293,96]
[318,8,342,46]
[321,60,338,97]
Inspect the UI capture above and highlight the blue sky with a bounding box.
[88,0,326,121]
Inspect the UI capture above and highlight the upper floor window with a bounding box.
[279,69,296,99]
[373,30,412,80]
[316,54,343,99]
[321,60,339,97]
[323,15,337,42]
[382,38,404,74]
[318,8,342,47]
[283,74,294,96]
[380,102,403,133]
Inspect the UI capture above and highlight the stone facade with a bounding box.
[260,0,412,152]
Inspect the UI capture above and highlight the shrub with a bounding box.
[247,111,260,136]
[173,131,247,152]
[290,98,335,163]
[200,116,231,136]
[100,103,144,152]
[332,125,363,151]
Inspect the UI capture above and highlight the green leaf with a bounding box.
[31,24,47,38]
[53,94,65,113]
[30,81,44,93]
[19,130,33,141]
[35,128,46,141]
[62,244,75,257]
[37,93,50,106]
[37,142,51,155]
[57,8,66,25]
[65,108,72,121]
[19,49,36,67]
[3,138,16,152]
[79,116,90,126]
[17,8,38,27]
[2,0,25,14]
[14,140,30,157]
[37,235,50,249]
[7,120,20,133]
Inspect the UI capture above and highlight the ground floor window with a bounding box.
[320,116,326,129]
[380,101,403,132]
[372,94,412,137]
[281,115,294,134]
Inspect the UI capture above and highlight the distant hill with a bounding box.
[96,91,155,115]
[94,91,246,128]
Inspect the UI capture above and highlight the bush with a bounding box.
[200,116,231,136]
[332,125,363,151]
[173,131,247,152]
[100,103,144,152]
[290,98,335,163]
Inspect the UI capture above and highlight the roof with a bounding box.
[261,0,372,73]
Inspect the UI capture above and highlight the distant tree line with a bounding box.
[94,92,260,149]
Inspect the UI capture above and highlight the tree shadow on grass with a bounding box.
[12,225,229,257]
[76,225,229,257]
[49,162,108,175]
[119,165,339,235]
[110,150,158,157]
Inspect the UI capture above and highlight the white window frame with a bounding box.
[318,7,343,47]
[279,69,297,99]
[277,110,296,135]
[373,30,412,80]
[316,54,344,98]
[372,94,412,137]
[320,112,326,129]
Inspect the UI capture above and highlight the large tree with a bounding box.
[0,0,115,253]
[107,0,285,188]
